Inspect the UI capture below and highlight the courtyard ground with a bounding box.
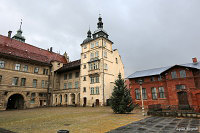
[108,116,200,133]
[0,107,146,133]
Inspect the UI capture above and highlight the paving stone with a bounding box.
[108,117,200,133]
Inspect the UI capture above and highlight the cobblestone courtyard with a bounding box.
[0,107,145,133]
[108,116,200,133]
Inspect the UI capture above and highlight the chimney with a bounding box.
[50,47,53,52]
[8,31,12,38]
[192,57,198,63]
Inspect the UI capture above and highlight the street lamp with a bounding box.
[139,79,145,116]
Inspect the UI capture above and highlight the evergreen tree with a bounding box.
[110,73,135,114]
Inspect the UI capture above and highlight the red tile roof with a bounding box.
[0,35,67,64]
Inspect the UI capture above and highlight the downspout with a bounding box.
[102,38,105,106]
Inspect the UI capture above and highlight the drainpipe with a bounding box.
[102,38,105,106]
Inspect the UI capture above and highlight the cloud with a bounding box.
[1,0,200,77]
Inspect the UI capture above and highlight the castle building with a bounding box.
[80,16,124,106]
[0,25,68,110]
[0,16,124,110]
[127,58,200,112]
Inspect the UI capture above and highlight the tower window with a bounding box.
[104,51,107,58]
[91,43,94,48]
[116,58,118,64]
[96,41,99,47]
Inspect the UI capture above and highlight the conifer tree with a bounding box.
[110,73,135,114]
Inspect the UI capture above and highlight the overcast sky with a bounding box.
[1,0,200,77]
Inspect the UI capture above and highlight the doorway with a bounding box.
[7,94,24,110]
[177,91,190,110]
[96,99,99,106]
[83,97,87,107]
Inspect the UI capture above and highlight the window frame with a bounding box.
[15,64,21,71]
[159,87,165,98]
[21,78,26,86]
[33,79,37,88]
[180,70,186,78]
[0,61,5,68]
[34,67,39,74]
[135,88,140,100]
[12,77,19,86]
[151,87,157,100]
[171,71,177,79]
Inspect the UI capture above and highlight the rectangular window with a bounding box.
[68,82,72,89]
[96,87,99,94]
[84,54,87,58]
[64,83,67,89]
[158,75,162,81]
[135,89,140,100]
[176,84,186,90]
[104,51,107,58]
[142,88,147,100]
[89,63,93,70]
[23,65,28,72]
[159,87,165,98]
[33,79,37,88]
[21,78,26,86]
[43,69,48,75]
[90,87,94,94]
[151,87,157,100]
[75,72,79,78]
[104,64,108,70]
[0,61,5,68]
[90,53,94,59]
[83,87,86,92]
[103,41,106,47]
[93,62,98,70]
[95,51,99,57]
[34,67,39,73]
[75,81,79,88]
[96,41,99,47]
[64,74,67,80]
[0,75,2,84]
[171,71,177,79]
[180,70,186,78]
[91,43,94,48]
[116,58,118,64]
[95,76,99,83]
[90,77,95,84]
[42,80,45,88]
[83,64,86,69]
[12,77,19,86]
[83,76,86,81]
[84,44,87,49]
[150,77,155,82]
[30,93,35,104]
[69,73,72,79]
[15,64,20,71]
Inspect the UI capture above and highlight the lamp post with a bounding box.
[139,79,145,116]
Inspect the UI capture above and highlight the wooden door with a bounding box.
[177,91,189,110]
